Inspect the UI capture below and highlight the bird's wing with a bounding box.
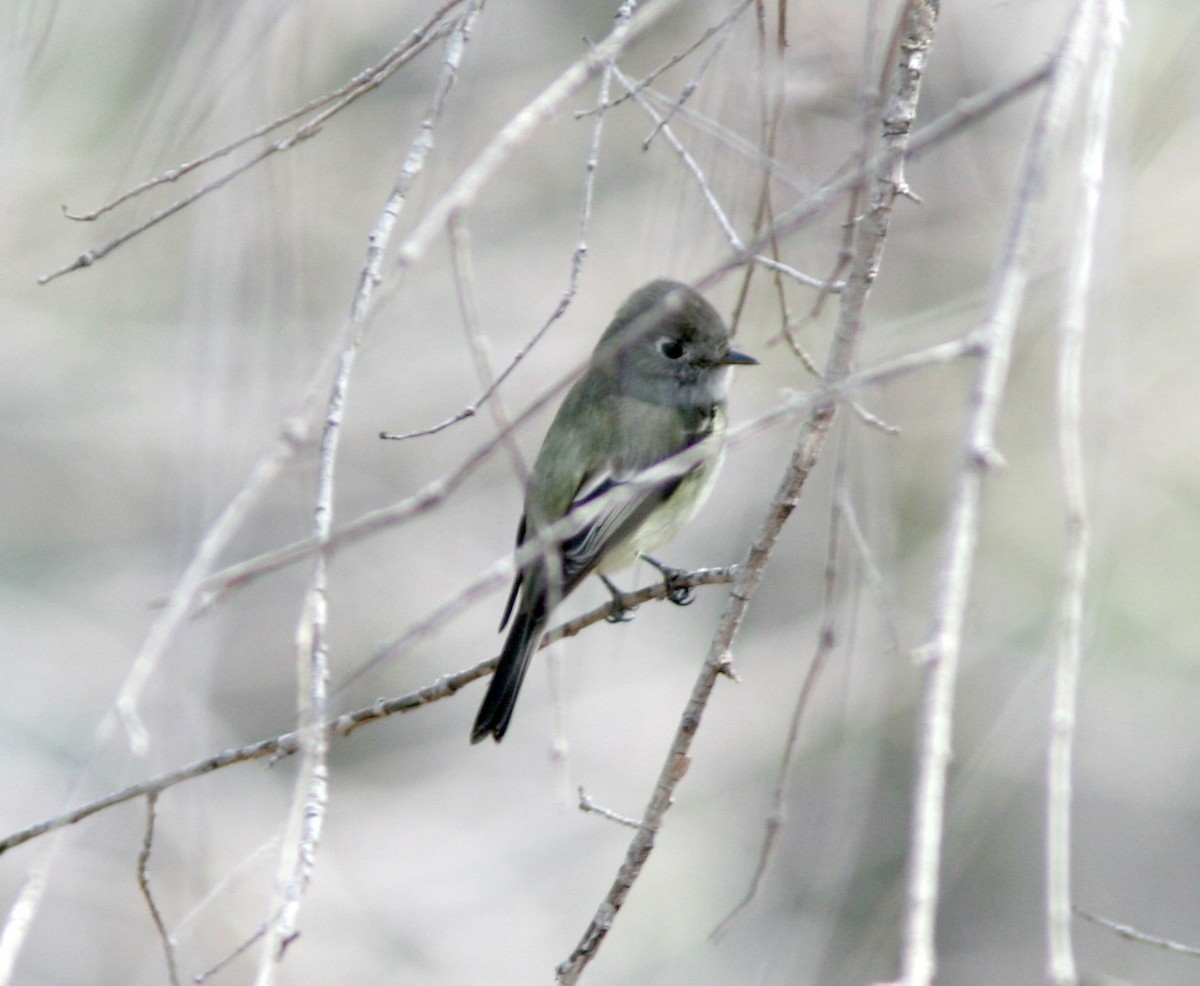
[558,461,687,588]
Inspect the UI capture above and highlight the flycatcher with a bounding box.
[470,279,757,743]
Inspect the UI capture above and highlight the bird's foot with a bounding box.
[600,575,636,623]
[641,555,695,606]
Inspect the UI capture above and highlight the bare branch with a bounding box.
[256,3,482,977]
[137,793,181,986]
[611,61,829,291]
[1074,908,1200,958]
[556,0,940,976]
[1047,4,1124,984]
[577,789,641,829]
[899,4,1100,984]
[577,0,756,118]
[392,0,686,278]
[703,53,1056,289]
[382,12,618,446]
[38,7,462,283]
[0,569,732,859]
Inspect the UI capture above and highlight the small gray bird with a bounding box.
[470,279,757,743]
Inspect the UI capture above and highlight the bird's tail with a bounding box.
[470,603,546,743]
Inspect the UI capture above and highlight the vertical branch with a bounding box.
[898,4,1100,985]
[556,2,939,980]
[254,3,484,980]
[1046,3,1124,984]
[137,793,181,986]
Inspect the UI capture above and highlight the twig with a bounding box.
[640,30,727,150]
[898,4,1098,984]
[196,925,267,984]
[198,374,578,614]
[0,838,62,985]
[546,567,738,644]
[137,793,181,986]
[175,837,280,982]
[1046,4,1123,984]
[447,217,527,481]
[577,0,757,119]
[731,0,794,345]
[1073,907,1200,958]
[555,1,937,978]
[578,789,641,829]
[611,61,828,291]
[63,3,465,223]
[256,4,483,979]
[636,86,812,196]
[702,53,1056,290]
[383,3,617,447]
[38,9,460,283]
[392,0,687,276]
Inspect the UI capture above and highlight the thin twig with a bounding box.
[39,12,459,284]
[384,5,617,447]
[578,789,642,829]
[899,4,1097,984]
[392,0,687,276]
[174,836,280,982]
[196,925,267,984]
[61,1,465,223]
[641,30,728,150]
[1073,907,1200,958]
[447,217,527,481]
[611,60,827,291]
[1046,4,1123,984]
[137,793,181,986]
[576,0,756,118]
[702,54,1056,290]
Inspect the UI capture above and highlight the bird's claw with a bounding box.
[605,604,635,624]
[641,555,694,606]
[665,579,695,606]
[601,575,636,623]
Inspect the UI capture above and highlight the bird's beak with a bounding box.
[721,347,759,366]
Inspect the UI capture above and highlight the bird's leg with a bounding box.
[600,575,636,623]
[641,555,695,606]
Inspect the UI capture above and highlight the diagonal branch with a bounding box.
[556,2,940,980]
[0,568,735,860]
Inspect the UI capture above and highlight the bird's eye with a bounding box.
[658,337,685,360]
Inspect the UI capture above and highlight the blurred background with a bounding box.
[2,0,1198,983]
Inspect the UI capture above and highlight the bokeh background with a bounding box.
[2,1,1198,983]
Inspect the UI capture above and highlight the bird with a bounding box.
[470,279,757,743]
